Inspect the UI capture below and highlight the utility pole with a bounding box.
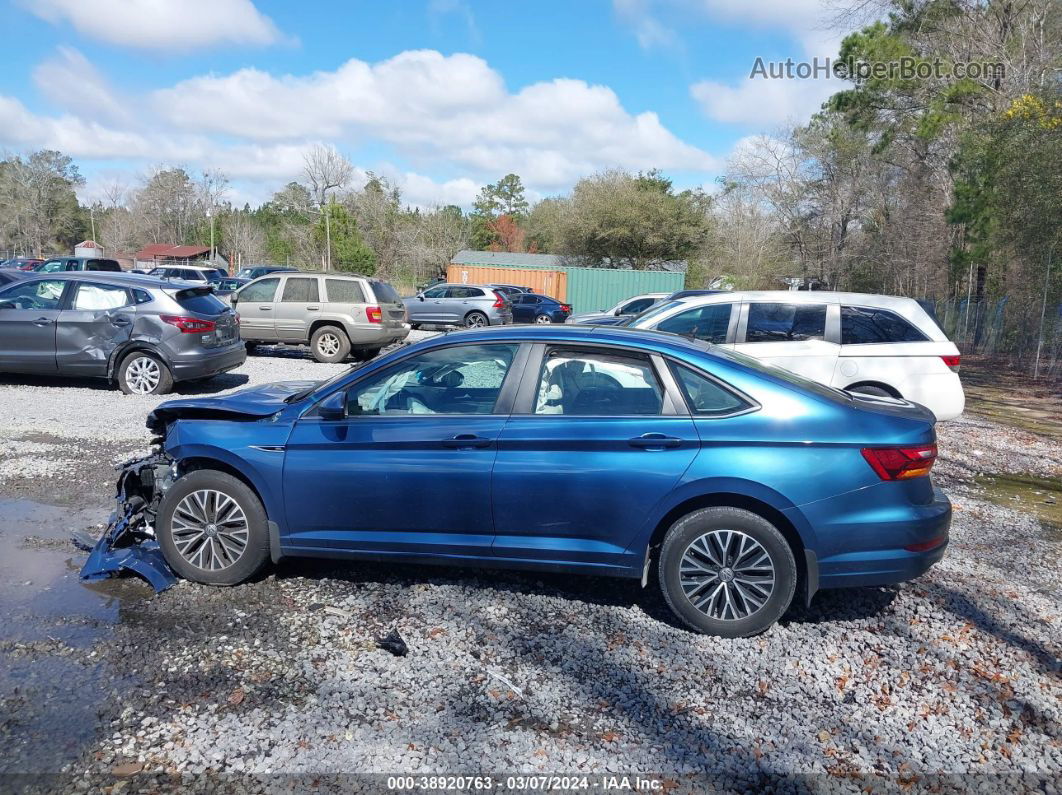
[90,206,97,243]
[207,209,215,264]
[324,198,332,272]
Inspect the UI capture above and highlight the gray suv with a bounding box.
[233,272,410,363]
[403,283,513,329]
[0,272,244,394]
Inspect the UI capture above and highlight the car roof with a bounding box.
[419,322,715,358]
[152,264,220,270]
[19,271,199,290]
[663,290,923,310]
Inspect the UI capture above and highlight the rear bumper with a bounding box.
[790,482,952,591]
[488,310,513,325]
[169,343,247,381]
[347,323,410,347]
[901,371,965,420]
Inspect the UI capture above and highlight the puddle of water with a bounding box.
[0,497,154,774]
[975,473,1062,539]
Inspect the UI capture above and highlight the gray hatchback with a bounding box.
[0,273,245,394]
[403,283,513,328]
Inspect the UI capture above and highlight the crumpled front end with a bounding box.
[76,452,180,592]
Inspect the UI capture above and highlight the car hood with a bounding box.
[146,380,320,433]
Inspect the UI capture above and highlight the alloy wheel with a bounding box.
[317,333,341,357]
[126,356,161,394]
[678,529,775,621]
[170,489,249,571]
[465,313,487,328]
[535,314,553,324]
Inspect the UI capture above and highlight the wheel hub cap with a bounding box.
[679,529,775,621]
[127,357,160,394]
[170,490,249,571]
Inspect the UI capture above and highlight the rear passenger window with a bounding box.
[325,279,367,304]
[368,280,401,303]
[841,306,928,344]
[746,303,826,342]
[87,259,120,271]
[448,286,482,298]
[669,363,750,416]
[281,278,319,303]
[535,349,663,415]
[657,304,732,343]
[73,283,130,310]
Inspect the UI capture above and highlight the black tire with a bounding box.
[534,313,554,324]
[245,341,258,355]
[464,311,489,328]
[310,325,351,363]
[848,384,893,397]
[410,323,421,331]
[658,507,797,638]
[352,347,382,362]
[156,470,270,586]
[117,350,174,395]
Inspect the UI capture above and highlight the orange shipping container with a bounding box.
[446,265,568,302]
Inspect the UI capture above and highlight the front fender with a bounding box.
[164,436,287,533]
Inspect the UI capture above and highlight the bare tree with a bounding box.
[222,211,266,269]
[303,145,354,270]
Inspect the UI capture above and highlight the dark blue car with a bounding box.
[510,293,572,324]
[85,325,950,637]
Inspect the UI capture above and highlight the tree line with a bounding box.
[0,0,1057,366]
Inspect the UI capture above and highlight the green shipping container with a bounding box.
[562,266,684,315]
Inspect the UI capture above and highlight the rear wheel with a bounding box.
[848,384,894,397]
[534,313,553,324]
[658,507,796,637]
[156,470,270,586]
[244,342,258,355]
[310,325,351,363]
[117,351,173,395]
[464,311,488,328]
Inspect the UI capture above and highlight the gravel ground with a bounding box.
[0,341,1059,792]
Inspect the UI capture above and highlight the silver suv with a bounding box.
[233,272,410,363]
[403,283,513,328]
[0,272,244,394]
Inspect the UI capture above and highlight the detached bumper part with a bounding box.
[77,453,179,593]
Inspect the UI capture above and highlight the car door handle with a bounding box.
[259,305,272,310]
[628,433,682,449]
[33,317,54,326]
[441,434,492,449]
[110,316,131,326]
[306,306,319,311]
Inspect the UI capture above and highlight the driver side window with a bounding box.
[346,343,518,416]
[423,286,448,299]
[0,279,66,309]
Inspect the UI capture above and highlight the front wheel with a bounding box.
[464,311,488,328]
[156,470,270,586]
[310,325,351,363]
[117,351,173,395]
[657,507,797,637]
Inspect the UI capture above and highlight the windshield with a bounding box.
[621,300,685,328]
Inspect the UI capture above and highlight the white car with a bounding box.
[629,290,965,420]
[568,292,669,325]
[147,265,226,282]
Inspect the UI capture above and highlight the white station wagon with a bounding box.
[628,290,965,420]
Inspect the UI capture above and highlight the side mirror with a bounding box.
[417,293,425,301]
[317,391,347,420]
[229,293,239,305]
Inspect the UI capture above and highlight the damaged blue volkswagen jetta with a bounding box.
[83,325,951,637]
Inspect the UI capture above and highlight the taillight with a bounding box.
[365,306,383,323]
[941,354,961,372]
[560,304,572,313]
[861,444,937,481]
[160,315,216,333]
[491,291,505,309]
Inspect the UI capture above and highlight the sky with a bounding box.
[0,0,850,209]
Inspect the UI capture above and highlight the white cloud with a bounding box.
[613,0,679,50]
[33,47,131,125]
[690,73,836,126]
[23,0,284,50]
[150,50,717,188]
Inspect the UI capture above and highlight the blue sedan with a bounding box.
[510,293,572,324]
[83,325,950,637]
